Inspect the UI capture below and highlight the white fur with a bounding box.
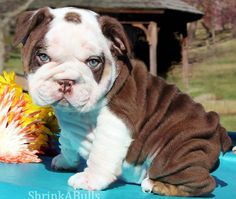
[27,62,64,106]
[52,106,133,190]
[141,177,154,193]
[233,146,236,153]
[27,7,148,191]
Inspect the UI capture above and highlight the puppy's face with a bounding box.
[14,7,130,112]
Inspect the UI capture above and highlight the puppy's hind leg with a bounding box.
[142,166,216,197]
[141,178,189,196]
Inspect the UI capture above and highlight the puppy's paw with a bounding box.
[233,146,236,154]
[141,178,154,193]
[68,171,112,191]
[51,154,78,171]
[68,172,92,190]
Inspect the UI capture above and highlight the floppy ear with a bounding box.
[13,7,52,46]
[98,16,131,56]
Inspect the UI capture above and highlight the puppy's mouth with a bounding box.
[53,96,87,110]
[53,97,71,107]
[52,85,91,110]
[58,98,70,106]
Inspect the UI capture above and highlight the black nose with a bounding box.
[57,79,75,93]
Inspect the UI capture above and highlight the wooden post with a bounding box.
[181,35,189,91]
[132,21,159,76]
[148,22,158,76]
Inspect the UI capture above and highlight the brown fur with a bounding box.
[95,16,132,83]
[92,64,105,83]
[98,16,131,56]
[94,12,231,196]
[108,59,232,196]
[14,7,53,73]
[90,55,105,83]
[64,12,81,24]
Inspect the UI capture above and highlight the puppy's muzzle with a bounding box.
[57,79,75,94]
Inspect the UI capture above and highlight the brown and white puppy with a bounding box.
[14,7,232,196]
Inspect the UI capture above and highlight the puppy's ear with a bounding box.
[98,16,131,56]
[13,7,52,46]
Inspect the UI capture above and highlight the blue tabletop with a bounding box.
[0,135,236,199]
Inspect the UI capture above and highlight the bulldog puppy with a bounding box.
[14,7,232,196]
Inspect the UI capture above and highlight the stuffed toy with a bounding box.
[0,71,59,163]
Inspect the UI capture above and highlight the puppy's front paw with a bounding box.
[68,172,93,190]
[68,171,113,191]
[51,154,78,171]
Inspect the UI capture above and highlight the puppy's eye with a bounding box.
[86,57,102,68]
[36,52,50,63]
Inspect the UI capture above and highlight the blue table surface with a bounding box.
[0,133,236,199]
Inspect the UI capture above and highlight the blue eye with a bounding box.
[87,57,101,68]
[37,52,50,63]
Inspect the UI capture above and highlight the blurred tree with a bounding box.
[185,0,236,39]
[0,0,34,72]
[224,0,236,37]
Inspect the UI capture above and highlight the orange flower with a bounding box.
[0,72,59,163]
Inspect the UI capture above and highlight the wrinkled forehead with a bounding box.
[45,7,107,59]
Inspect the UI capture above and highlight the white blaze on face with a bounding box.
[28,7,117,112]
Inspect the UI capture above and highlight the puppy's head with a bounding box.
[14,7,130,112]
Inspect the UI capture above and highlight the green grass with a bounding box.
[4,52,23,74]
[167,39,236,131]
[221,115,236,131]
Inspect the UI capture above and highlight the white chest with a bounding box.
[55,108,99,160]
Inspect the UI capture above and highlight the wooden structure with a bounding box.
[30,0,203,78]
